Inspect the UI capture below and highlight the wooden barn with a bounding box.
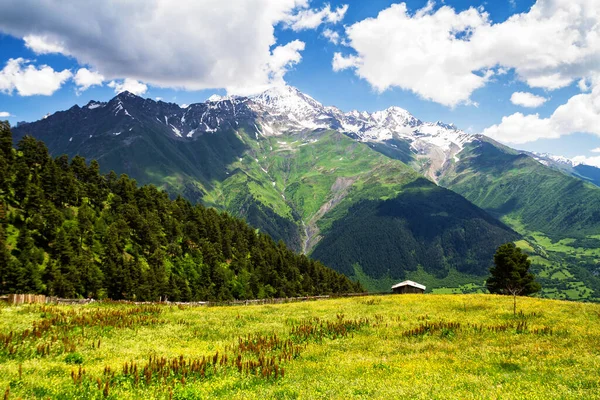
[391,280,426,294]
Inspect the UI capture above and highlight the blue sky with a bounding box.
[1,0,600,163]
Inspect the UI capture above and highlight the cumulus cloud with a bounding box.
[225,40,306,96]
[74,68,104,93]
[0,58,72,96]
[591,147,600,153]
[23,34,65,54]
[482,83,600,144]
[0,111,12,118]
[285,4,348,31]
[336,0,600,106]
[572,155,600,168]
[322,28,340,45]
[335,3,491,107]
[332,53,361,72]
[267,40,305,82]
[0,0,313,95]
[510,91,548,108]
[107,79,148,96]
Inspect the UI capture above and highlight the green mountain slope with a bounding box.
[0,123,360,300]
[311,178,518,280]
[439,138,600,300]
[190,129,520,288]
[440,138,600,239]
[11,107,520,288]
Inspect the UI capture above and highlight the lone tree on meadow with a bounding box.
[486,243,541,315]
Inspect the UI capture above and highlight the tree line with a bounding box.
[0,122,361,300]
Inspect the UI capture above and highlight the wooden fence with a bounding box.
[1,291,386,307]
[2,294,95,305]
[6,294,49,305]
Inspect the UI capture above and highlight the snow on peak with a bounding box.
[416,122,472,152]
[372,106,420,128]
[247,85,331,134]
[250,85,323,113]
[239,85,474,155]
[76,86,473,161]
[207,94,224,102]
[531,152,579,167]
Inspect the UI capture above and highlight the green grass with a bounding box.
[1,295,599,399]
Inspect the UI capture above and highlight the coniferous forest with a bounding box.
[0,122,361,300]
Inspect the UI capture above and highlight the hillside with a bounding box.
[11,86,600,299]
[10,91,520,288]
[0,295,598,399]
[0,122,360,300]
[311,177,518,282]
[523,151,600,188]
[438,138,600,300]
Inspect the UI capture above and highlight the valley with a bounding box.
[11,87,600,301]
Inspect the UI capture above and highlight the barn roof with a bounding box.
[391,280,426,291]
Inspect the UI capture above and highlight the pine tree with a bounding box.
[15,229,44,293]
[0,121,13,162]
[487,243,541,315]
[77,202,94,251]
[0,154,10,194]
[0,225,12,293]
[101,223,125,299]
[0,129,361,299]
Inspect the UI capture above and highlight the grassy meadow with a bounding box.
[1,294,599,399]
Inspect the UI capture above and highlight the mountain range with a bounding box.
[11,86,600,298]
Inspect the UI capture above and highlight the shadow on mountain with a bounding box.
[311,178,518,280]
[344,135,414,165]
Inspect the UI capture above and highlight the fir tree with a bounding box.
[487,243,541,315]
[0,129,360,300]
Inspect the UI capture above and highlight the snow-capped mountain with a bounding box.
[244,86,475,155]
[520,151,600,187]
[14,85,476,181]
[203,85,475,178]
[530,152,579,167]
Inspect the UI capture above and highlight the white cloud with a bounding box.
[285,4,348,31]
[268,40,305,82]
[578,79,590,92]
[0,0,312,95]
[227,40,306,96]
[74,68,104,93]
[332,52,361,72]
[591,147,600,153]
[572,155,600,168]
[525,74,572,90]
[0,111,12,118]
[322,28,340,45]
[155,97,163,101]
[482,112,557,144]
[180,104,189,109]
[510,91,547,108]
[336,3,491,107]
[23,34,65,54]
[107,79,148,96]
[0,58,72,96]
[337,0,600,106]
[482,83,600,144]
